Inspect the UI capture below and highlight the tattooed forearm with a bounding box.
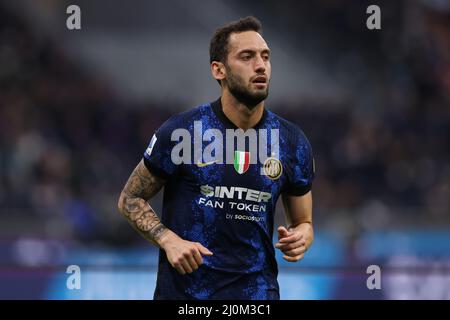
[118,160,168,246]
[122,196,167,245]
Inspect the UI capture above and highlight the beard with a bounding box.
[225,66,269,110]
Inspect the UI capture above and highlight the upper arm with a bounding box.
[120,159,166,201]
[142,116,179,179]
[281,191,313,227]
[119,117,177,210]
[283,127,315,196]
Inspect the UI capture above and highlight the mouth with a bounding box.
[252,76,268,87]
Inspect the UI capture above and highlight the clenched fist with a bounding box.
[159,230,213,275]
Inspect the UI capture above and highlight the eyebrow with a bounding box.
[237,48,271,55]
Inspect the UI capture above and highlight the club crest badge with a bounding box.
[263,157,283,180]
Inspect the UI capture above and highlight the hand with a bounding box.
[275,224,311,262]
[158,230,213,275]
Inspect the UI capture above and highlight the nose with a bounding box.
[254,55,266,73]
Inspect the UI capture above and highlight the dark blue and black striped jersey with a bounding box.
[143,98,314,299]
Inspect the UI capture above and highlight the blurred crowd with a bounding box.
[0,1,449,245]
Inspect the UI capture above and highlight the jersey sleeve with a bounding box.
[283,128,315,196]
[143,117,179,179]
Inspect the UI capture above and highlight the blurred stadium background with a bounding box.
[0,0,449,299]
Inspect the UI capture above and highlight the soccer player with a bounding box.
[118,16,315,300]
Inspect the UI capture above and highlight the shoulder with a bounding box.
[266,109,310,143]
[157,103,211,132]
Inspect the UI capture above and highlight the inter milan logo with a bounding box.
[263,157,283,180]
[234,151,250,174]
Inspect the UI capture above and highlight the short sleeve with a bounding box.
[283,128,315,196]
[143,118,178,179]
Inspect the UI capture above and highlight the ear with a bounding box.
[211,61,226,82]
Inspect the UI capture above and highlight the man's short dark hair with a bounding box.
[209,16,263,65]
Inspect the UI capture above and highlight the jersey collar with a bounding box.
[210,97,268,130]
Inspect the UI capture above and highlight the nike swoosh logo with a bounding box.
[196,160,218,167]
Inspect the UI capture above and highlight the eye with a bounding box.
[241,55,251,61]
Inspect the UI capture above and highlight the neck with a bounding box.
[221,89,265,130]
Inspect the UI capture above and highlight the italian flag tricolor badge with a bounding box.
[234,151,250,174]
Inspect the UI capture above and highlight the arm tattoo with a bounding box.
[118,160,168,246]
